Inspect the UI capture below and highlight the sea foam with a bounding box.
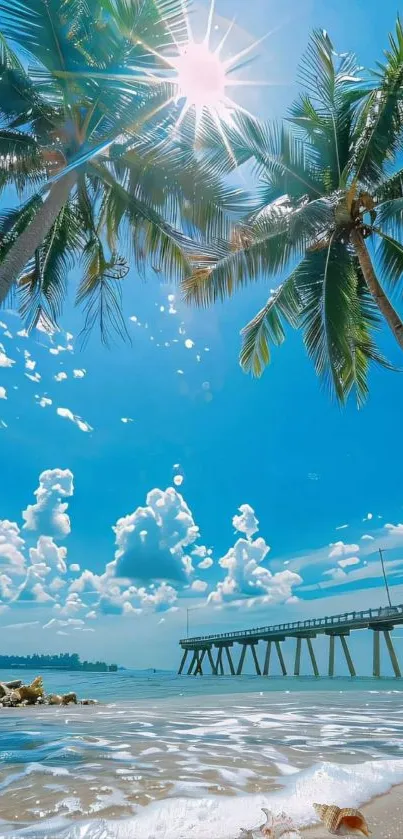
[8,757,403,839]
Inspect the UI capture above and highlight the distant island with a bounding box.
[0,653,118,672]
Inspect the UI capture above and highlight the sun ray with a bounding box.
[226,79,275,87]
[204,0,215,46]
[223,30,274,71]
[181,0,192,41]
[171,100,191,135]
[215,19,236,57]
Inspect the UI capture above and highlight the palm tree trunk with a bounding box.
[351,228,403,350]
[0,171,76,305]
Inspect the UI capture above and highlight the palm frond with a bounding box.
[375,227,403,291]
[76,236,130,347]
[290,31,363,188]
[296,242,357,401]
[92,161,193,282]
[183,197,333,307]
[351,17,403,183]
[240,273,301,376]
[223,113,325,201]
[17,201,84,330]
[339,264,396,406]
[373,168,403,203]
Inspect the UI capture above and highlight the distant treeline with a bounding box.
[0,653,118,672]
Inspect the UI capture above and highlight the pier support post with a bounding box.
[294,638,302,676]
[178,649,188,675]
[328,635,335,677]
[225,646,235,675]
[373,630,381,678]
[215,646,224,675]
[187,650,197,675]
[194,649,206,676]
[263,641,272,676]
[207,648,217,675]
[250,644,261,676]
[307,638,319,677]
[384,630,401,678]
[237,644,248,675]
[340,635,356,677]
[275,641,287,675]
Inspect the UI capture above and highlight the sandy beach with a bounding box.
[303,785,403,838]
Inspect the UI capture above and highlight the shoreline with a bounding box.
[302,784,403,838]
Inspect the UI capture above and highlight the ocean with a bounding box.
[0,670,403,838]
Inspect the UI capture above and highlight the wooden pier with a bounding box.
[178,603,403,677]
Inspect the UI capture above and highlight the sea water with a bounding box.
[0,671,403,838]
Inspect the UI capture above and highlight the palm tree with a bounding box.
[184,22,403,404]
[0,0,239,339]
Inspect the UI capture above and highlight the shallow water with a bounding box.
[0,671,403,837]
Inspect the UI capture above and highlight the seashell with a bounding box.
[313,804,370,836]
[240,809,301,839]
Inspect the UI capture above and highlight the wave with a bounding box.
[5,757,403,839]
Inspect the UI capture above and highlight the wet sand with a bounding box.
[303,784,403,838]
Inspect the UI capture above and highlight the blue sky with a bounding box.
[1,0,403,670]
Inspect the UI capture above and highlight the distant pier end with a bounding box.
[178,604,403,678]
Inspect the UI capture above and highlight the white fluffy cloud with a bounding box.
[208,533,302,606]
[114,487,199,582]
[54,372,67,382]
[0,350,14,367]
[232,504,259,538]
[191,579,208,593]
[22,468,74,538]
[0,520,26,574]
[0,386,6,399]
[328,541,359,558]
[338,556,360,569]
[29,536,67,576]
[56,407,92,432]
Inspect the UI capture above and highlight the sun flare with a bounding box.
[129,0,271,158]
[173,41,227,110]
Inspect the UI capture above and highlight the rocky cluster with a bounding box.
[0,676,98,707]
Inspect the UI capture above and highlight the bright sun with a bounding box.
[173,42,227,109]
[132,0,269,155]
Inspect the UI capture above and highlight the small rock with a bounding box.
[61,692,77,705]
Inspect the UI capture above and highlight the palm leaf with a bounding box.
[375,227,403,291]
[18,201,84,329]
[76,236,130,347]
[240,273,301,376]
[351,17,403,183]
[183,197,333,307]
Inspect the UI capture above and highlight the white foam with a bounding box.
[22,758,403,839]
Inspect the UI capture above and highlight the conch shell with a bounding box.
[18,676,44,704]
[240,809,301,839]
[313,804,370,836]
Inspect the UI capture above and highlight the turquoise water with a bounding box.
[1,671,403,837]
[1,668,402,701]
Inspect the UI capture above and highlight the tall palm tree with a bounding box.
[184,22,403,404]
[0,0,240,339]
